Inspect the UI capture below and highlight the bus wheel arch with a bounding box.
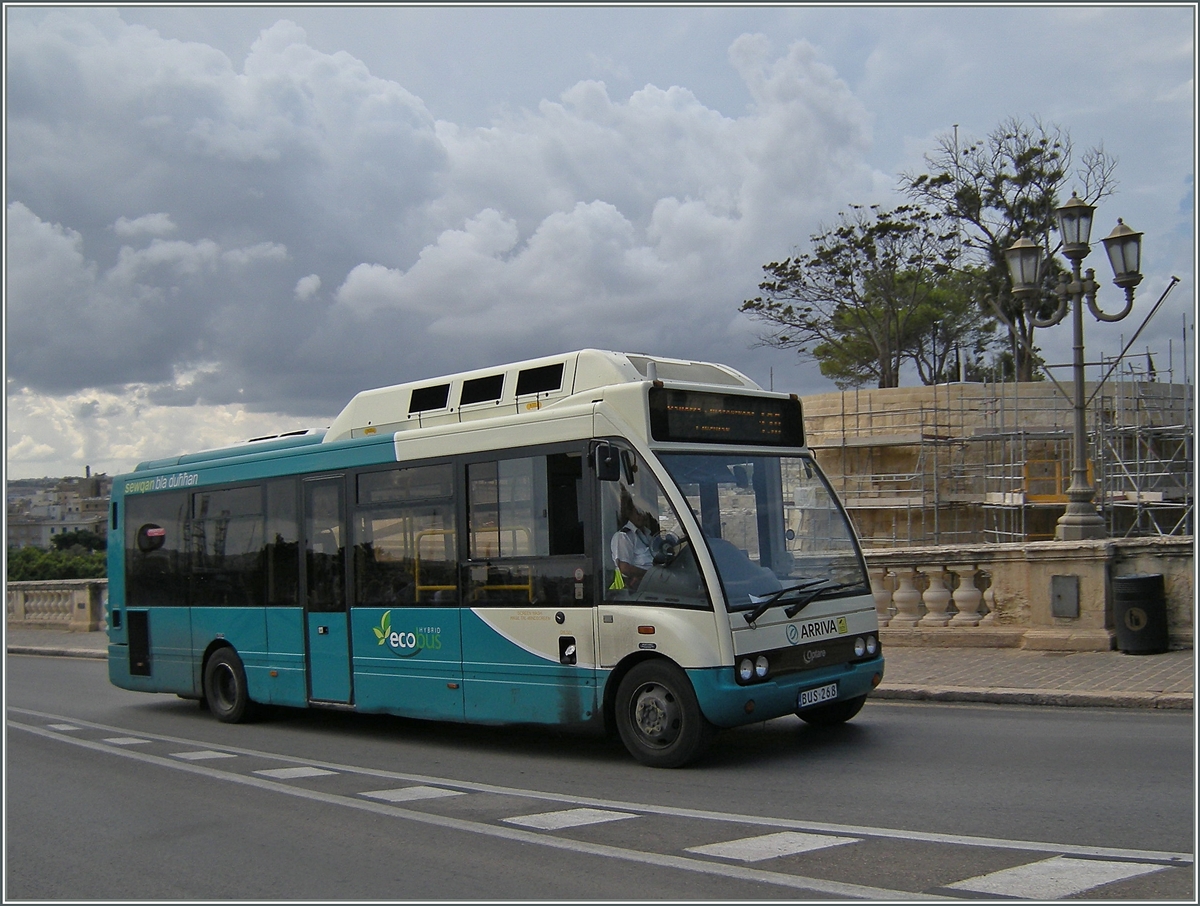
[612,657,715,768]
[202,644,256,723]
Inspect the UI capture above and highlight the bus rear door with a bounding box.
[304,477,352,703]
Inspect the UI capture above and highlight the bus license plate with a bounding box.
[798,683,838,709]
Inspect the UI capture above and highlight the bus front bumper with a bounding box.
[688,656,885,729]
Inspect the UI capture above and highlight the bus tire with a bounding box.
[615,661,714,768]
[203,648,255,723]
[797,694,866,726]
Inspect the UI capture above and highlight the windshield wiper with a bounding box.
[743,579,863,626]
[742,578,828,625]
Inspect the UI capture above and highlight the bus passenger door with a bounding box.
[461,452,598,726]
[304,477,352,704]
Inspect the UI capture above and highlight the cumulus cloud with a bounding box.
[113,213,177,237]
[294,274,321,300]
[6,12,874,430]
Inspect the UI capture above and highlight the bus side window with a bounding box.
[466,452,587,606]
[353,464,457,607]
[265,479,299,606]
[125,491,189,607]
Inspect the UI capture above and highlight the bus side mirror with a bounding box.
[593,443,621,481]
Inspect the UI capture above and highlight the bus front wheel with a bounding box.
[797,694,866,726]
[203,648,255,723]
[615,661,714,768]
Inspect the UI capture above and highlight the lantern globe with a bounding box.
[1056,192,1095,261]
[1005,236,1042,293]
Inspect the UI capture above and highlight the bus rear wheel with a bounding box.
[615,661,714,768]
[204,648,255,723]
[797,694,866,726]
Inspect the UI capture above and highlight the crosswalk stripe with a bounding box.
[503,808,637,830]
[361,786,465,803]
[253,766,337,779]
[688,831,860,862]
[102,737,151,745]
[947,855,1166,898]
[48,724,82,731]
[170,750,237,761]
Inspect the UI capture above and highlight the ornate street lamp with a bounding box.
[1005,193,1144,541]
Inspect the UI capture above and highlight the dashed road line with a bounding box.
[8,718,944,900]
[946,855,1167,898]
[688,831,860,862]
[170,750,237,761]
[361,786,464,803]
[254,766,337,779]
[11,705,1193,899]
[503,807,637,830]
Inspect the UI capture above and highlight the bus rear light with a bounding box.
[637,625,655,634]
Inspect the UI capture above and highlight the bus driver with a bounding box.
[610,487,660,591]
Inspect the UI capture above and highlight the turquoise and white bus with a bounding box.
[107,350,883,766]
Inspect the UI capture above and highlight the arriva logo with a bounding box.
[372,610,443,658]
[788,615,850,645]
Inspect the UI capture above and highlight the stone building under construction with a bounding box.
[800,364,1193,548]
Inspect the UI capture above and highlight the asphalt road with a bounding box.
[5,654,1194,900]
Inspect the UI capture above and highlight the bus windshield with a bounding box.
[658,452,868,612]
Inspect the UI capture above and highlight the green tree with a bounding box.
[6,546,107,581]
[900,115,1117,381]
[906,267,999,385]
[740,204,963,389]
[51,529,107,553]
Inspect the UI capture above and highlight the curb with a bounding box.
[875,684,1193,710]
[8,645,107,660]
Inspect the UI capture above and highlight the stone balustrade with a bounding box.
[864,536,1194,651]
[7,580,108,632]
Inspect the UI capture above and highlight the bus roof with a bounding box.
[132,350,760,470]
[321,349,759,443]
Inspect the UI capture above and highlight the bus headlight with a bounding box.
[738,658,755,683]
[754,655,770,679]
[854,637,866,657]
[866,635,878,656]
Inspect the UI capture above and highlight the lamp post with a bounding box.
[1005,193,1144,541]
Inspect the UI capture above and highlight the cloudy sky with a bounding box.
[4,4,1195,480]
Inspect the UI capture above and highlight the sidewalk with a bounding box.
[5,627,1194,710]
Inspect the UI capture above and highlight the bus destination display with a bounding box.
[648,388,805,447]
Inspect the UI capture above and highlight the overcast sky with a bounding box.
[4,4,1195,480]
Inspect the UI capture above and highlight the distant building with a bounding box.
[5,472,112,549]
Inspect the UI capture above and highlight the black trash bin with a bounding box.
[1112,573,1169,655]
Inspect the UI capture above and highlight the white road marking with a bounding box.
[48,724,82,731]
[102,737,150,745]
[254,766,337,779]
[688,831,859,862]
[9,718,937,900]
[948,855,1166,898]
[361,785,464,803]
[9,705,1190,873]
[171,750,237,761]
[504,807,636,830]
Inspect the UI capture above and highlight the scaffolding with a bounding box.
[1095,356,1194,538]
[805,353,1193,548]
